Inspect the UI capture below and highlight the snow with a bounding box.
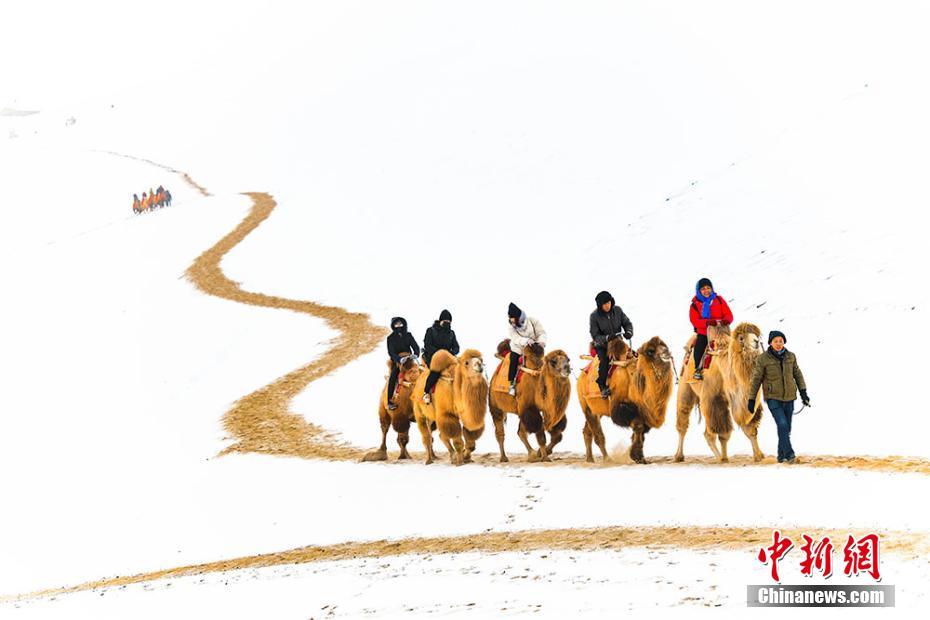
[2,0,930,616]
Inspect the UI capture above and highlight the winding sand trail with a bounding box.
[6,158,928,603]
[6,525,928,602]
[185,192,384,460]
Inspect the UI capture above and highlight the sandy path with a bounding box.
[6,525,927,601]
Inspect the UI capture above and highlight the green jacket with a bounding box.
[749,348,807,402]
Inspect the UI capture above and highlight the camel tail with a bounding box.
[707,394,732,435]
[610,400,639,428]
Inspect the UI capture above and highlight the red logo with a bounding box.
[758,531,881,582]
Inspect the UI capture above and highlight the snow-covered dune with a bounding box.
[2,0,929,616]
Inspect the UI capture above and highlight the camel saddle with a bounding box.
[492,351,525,392]
[583,346,628,379]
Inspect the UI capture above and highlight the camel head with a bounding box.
[458,349,485,378]
[401,356,422,382]
[731,322,763,358]
[637,336,673,370]
[543,349,572,379]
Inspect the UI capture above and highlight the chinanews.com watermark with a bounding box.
[748,530,895,608]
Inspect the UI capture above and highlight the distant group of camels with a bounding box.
[365,322,768,466]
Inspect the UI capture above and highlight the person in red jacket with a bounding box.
[689,277,733,380]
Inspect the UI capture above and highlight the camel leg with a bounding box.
[393,410,414,460]
[590,415,609,461]
[703,427,723,462]
[674,385,697,462]
[462,427,483,463]
[582,415,595,463]
[397,429,410,460]
[490,406,508,463]
[719,431,731,463]
[438,413,464,466]
[630,418,646,464]
[415,414,435,465]
[535,430,551,462]
[516,421,540,462]
[546,429,564,455]
[741,423,765,462]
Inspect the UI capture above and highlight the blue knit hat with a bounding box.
[768,330,786,344]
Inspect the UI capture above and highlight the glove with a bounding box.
[800,390,810,406]
[623,330,633,340]
[747,399,756,414]
[706,319,717,326]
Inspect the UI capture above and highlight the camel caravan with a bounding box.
[364,279,811,466]
[131,185,173,214]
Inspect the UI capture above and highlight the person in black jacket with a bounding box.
[421,309,460,404]
[386,316,420,410]
[589,290,634,398]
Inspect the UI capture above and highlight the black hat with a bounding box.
[768,330,786,344]
[439,309,452,322]
[390,316,408,332]
[696,277,714,291]
[595,291,614,307]
[508,302,522,320]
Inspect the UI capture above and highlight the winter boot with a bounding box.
[508,380,517,396]
[422,393,432,405]
[387,401,398,411]
[599,385,611,399]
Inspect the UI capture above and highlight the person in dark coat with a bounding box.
[689,277,734,380]
[386,316,420,410]
[589,290,634,398]
[748,330,810,464]
[421,309,460,404]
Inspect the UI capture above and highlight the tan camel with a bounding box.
[411,349,488,465]
[674,322,765,463]
[362,355,422,461]
[488,342,572,463]
[576,336,674,463]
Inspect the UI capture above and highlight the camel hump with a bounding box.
[429,349,458,373]
[459,349,483,364]
[496,340,511,358]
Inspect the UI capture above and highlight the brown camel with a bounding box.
[488,342,572,463]
[362,355,422,462]
[411,349,488,465]
[674,322,765,463]
[576,336,674,464]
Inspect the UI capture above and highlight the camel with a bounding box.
[488,342,572,463]
[362,355,422,461]
[674,322,765,463]
[576,336,675,464]
[411,349,488,465]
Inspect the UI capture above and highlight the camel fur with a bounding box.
[576,336,674,464]
[674,322,766,463]
[362,355,422,462]
[488,342,572,463]
[412,349,488,465]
